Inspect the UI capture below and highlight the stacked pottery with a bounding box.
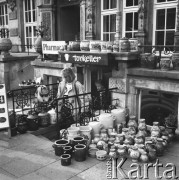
[127,115,138,131]
[52,139,69,156]
[151,122,161,138]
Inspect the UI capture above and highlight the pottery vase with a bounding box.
[130,146,140,162]
[0,38,12,56]
[117,145,127,158]
[140,151,149,163]
[155,138,164,156]
[74,144,87,162]
[52,139,69,156]
[79,126,92,147]
[151,122,161,138]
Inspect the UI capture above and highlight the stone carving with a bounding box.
[6,0,16,11]
[109,78,127,93]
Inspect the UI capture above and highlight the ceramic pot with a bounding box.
[119,37,130,52]
[138,118,147,131]
[52,139,69,156]
[97,113,115,129]
[69,41,80,51]
[130,146,140,162]
[124,136,134,146]
[88,121,103,139]
[93,134,100,144]
[74,144,87,162]
[67,126,80,142]
[89,40,101,52]
[26,114,39,131]
[127,115,138,130]
[117,145,127,158]
[129,38,138,52]
[155,138,164,156]
[106,41,113,52]
[48,108,57,125]
[61,154,71,166]
[101,41,107,52]
[109,148,117,159]
[140,53,157,69]
[79,126,92,147]
[38,112,50,127]
[17,122,28,134]
[89,140,97,149]
[148,148,157,162]
[100,129,108,143]
[72,136,85,146]
[160,55,172,71]
[140,151,149,163]
[0,38,12,55]
[151,122,161,138]
[135,134,145,145]
[111,108,126,127]
[137,129,147,138]
[63,146,73,157]
[80,40,90,51]
[116,123,123,134]
[115,134,124,145]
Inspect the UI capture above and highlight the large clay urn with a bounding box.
[0,38,12,56]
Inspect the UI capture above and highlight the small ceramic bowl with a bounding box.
[88,148,99,158]
[96,150,107,161]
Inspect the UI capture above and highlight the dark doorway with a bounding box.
[59,5,80,41]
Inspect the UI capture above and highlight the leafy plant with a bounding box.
[165,111,178,128]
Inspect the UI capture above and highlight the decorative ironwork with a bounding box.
[6,0,16,12]
[0,28,9,38]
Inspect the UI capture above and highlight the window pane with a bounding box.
[25,0,27,11]
[156,31,164,45]
[29,26,32,37]
[110,33,115,41]
[134,0,138,6]
[166,8,176,29]
[33,26,36,36]
[126,0,133,7]
[111,0,117,9]
[156,9,165,30]
[103,33,109,41]
[103,15,109,32]
[28,11,31,22]
[103,0,109,10]
[134,12,138,30]
[126,13,133,31]
[25,12,28,22]
[6,15,8,25]
[166,31,174,45]
[157,0,166,2]
[33,10,36,22]
[32,0,35,9]
[110,14,116,32]
[26,27,28,37]
[28,0,31,10]
[126,33,132,38]
[167,0,176,1]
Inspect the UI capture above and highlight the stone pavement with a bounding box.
[0,130,179,180]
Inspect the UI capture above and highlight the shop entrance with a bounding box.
[58,5,80,41]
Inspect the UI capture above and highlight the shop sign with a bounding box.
[42,41,66,54]
[60,52,109,66]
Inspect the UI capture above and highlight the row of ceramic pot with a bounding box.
[66,37,138,53]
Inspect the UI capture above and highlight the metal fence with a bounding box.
[8,84,118,138]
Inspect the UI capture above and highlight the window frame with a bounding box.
[122,0,138,38]
[0,3,8,28]
[23,0,37,52]
[101,0,118,41]
[153,0,177,46]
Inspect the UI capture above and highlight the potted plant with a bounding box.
[165,111,178,134]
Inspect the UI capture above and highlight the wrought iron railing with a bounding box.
[8,84,118,138]
[10,44,37,55]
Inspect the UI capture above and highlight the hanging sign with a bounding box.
[60,51,110,66]
[0,84,10,129]
[42,41,66,54]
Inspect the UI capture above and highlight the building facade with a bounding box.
[0,0,179,127]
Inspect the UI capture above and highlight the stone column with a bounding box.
[115,12,121,41]
[172,0,179,70]
[135,0,146,53]
[80,0,86,40]
[86,0,95,40]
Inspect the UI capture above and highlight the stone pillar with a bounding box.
[135,0,146,53]
[80,0,86,40]
[86,0,95,40]
[115,12,121,41]
[172,0,179,70]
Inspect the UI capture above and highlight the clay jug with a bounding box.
[130,146,140,162]
[155,138,164,156]
[117,145,127,158]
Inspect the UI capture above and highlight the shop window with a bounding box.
[154,0,177,50]
[23,0,37,51]
[0,4,8,27]
[123,0,138,38]
[101,0,117,41]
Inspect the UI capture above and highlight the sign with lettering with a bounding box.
[0,84,10,129]
[60,51,110,66]
[42,41,66,54]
